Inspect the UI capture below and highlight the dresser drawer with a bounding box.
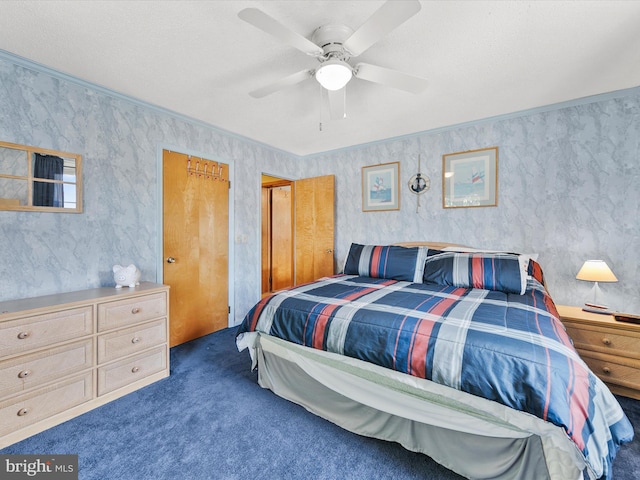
[564,324,640,360]
[0,306,93,358]
[0,339,93,398]
[0,372,93,437]
[98,293,167,332]
[97,319,167,364]
[97,346,167,396]
[578,351,640,391]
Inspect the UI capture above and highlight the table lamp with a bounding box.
[576,260,618,313]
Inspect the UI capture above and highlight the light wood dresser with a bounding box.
[0,282,169,448]
[557,305,640,400]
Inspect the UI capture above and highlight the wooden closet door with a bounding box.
[294,175,335,284]
[270,185,293,291]
[163,150,229,347]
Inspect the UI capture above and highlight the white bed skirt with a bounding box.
[238,332,588,480]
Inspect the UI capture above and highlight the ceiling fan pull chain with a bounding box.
[319,83,324,132]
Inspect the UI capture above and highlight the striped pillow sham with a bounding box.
[344,244,426,283]
[423,249,527,294]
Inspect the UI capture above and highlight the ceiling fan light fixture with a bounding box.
[315,59,352,91]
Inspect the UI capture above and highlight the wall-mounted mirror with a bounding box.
[0,141,82,212]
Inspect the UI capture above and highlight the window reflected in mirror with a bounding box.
[0,141,82,212]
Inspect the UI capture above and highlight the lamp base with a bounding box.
[582,303,612,315]
[583,282,614,314]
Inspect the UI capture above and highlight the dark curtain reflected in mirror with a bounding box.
[33,153,64,207]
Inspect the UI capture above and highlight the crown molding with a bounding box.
[0,49,293,159]
[2,49,638,162]
[300,85,640,160]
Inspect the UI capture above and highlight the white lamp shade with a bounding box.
[315,60,352,91]
[576,260,618,283]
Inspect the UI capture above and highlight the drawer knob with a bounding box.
[18,369,32,379]
[131,336,141,344]
[17,331,30,340]
[602,338,612,346]
[131,366,140,373]
[131,307,141,314]
[17,407,29,417]
[602,366,612,375]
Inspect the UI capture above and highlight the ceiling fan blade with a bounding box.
[354,63,427,94]
[327,88,346,120]
[249,69,314,98]
[343,0,421,57]
[238,8,324,57]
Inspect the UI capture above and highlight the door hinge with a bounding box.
[228,306,231,314]
[228,181,231,189]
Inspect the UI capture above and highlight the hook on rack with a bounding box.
[186,155,226,182]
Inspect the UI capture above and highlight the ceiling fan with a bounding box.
[238,0,428,119]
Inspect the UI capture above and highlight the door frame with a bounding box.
[261,175,295,295]
[258,172,295,300]
[156,144,235,328]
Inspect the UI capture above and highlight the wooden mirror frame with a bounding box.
[0,141,83,213]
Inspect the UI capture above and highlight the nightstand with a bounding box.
[557,305,640,400]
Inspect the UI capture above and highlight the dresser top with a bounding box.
[0,282,168,319]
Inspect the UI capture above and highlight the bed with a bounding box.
[236,242,634,480]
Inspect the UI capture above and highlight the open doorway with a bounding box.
[261,173,336,297]
[261,174,294,295]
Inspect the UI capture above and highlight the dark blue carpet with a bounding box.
[2,327,638,479]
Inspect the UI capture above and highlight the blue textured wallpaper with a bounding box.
[0,53,638,321]
[303,95,640,314]
[0,55,300,321]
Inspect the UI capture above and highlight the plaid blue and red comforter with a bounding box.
[237,275,633,479]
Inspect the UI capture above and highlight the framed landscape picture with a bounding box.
[442,147,498,208]
[362,162,400,212]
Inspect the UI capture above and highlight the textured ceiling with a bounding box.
[1,1,639,157]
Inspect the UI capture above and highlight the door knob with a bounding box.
[166,257,176,263]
